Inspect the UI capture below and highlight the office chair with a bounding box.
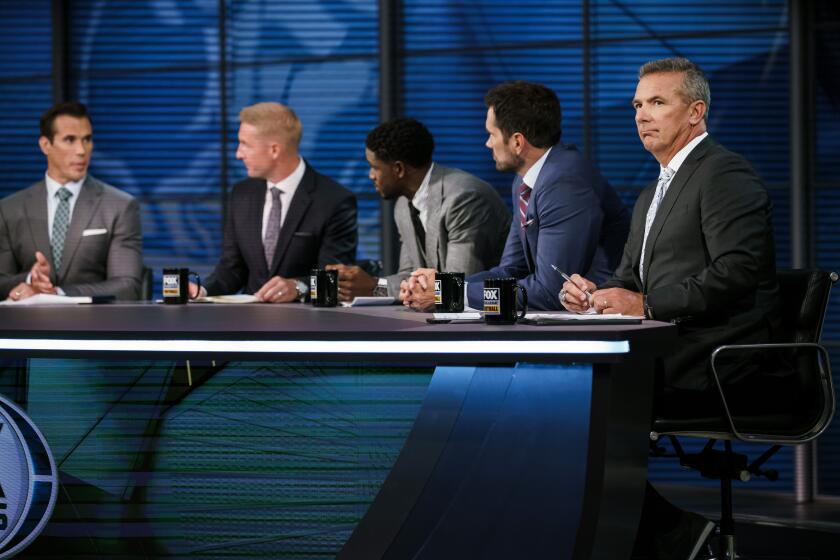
[140,265,153,300]
[649,269,837,559]
[356,259,384,277]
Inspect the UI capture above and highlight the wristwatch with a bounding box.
[372,278,389,297]
[295,280,308,302]
[643,294,654,320]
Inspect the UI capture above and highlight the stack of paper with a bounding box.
[0,294,92,306]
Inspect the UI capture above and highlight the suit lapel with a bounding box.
[520,171,541,272]
[58,177,103,284]
[22,181,53,271]
[248,180,269,278]
[641,138,712,291]
[269,166,314,275]
[396,199,424,268]
[424,165,444,269]
[632,186,655,286]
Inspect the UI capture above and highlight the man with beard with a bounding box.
[329,118,509,303]
[405,81,629,311]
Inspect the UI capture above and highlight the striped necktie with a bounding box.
[639,166,675,282]
[51,187,73,273]
[518,182,532,226]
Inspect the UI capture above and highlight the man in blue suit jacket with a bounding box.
[452,81,630,311]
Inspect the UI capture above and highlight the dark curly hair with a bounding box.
[365,118,434,168]
[40,101,90,141]
[484,81,561,148]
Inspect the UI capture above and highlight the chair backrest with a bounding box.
[140,266,153,300]
[356,259,384,278]
[777,269,838,345]
[777,269,837,440]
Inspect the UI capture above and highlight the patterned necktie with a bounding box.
[518,182,532,226]
[51,188,73,273]
[639,166,675,282]
[263,187,283,268]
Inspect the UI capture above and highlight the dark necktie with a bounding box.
[518,182,532,226]
[51,188,73,272]
[409,202,426,258]
[263,187,283,268]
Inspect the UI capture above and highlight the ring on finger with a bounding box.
[559,289,566,302]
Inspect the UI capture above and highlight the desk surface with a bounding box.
[0,303,677,363]
[0,301,672,339]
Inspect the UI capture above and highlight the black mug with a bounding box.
[434,272,465,313]
[483,277,528,324]
[162,268,201,304]
[310,269,338,307]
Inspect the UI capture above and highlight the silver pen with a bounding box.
[552,264,593,304]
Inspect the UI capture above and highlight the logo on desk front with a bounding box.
[483,288,500,315]
[434,280,442,304]
[0,396,58,559]
[162,273,180,297]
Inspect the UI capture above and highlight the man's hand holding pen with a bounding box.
[559,271,645,316]
[559,273,596,313]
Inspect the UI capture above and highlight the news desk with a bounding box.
[0,303,676,559]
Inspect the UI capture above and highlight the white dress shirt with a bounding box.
[521,147,552,191]
[408,162,435,229]
[662,132,709,184]
[261,157,306,240]
[660,132,709,177]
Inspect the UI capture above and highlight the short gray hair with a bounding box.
[639,57,710,121]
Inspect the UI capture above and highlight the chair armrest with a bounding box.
[709,342,833,443]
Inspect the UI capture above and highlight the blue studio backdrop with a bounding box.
[0,0,838,494]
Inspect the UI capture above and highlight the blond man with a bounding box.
[201,102,357,302]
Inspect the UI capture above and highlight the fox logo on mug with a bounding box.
[162,273,180,297]
[483,288,500,315]
[434,280,442,305]
[0,395,58,558]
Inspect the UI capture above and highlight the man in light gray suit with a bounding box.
[0,101,142,301]
[329,118,510,302]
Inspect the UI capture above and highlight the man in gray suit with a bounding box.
[0,101,142,301]
[329,118,510,302]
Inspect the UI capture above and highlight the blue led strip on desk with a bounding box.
[0,338,630,355]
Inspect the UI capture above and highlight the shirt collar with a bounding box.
[45,173,85,200]
[521,146,552,189]
[267,157,306,192]
[409,162,434,213]
[664,131,708,175]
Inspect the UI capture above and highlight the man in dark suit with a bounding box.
[406,81,629,311]
[562,58,781,560]
[0,101,142,301]
[328,118,510,304]
[199,102,357,302]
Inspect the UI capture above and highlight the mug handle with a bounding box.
[515,284,528,320]
[189,272,202,300]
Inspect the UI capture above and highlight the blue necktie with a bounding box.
[640,167,674,282]
[51,188,73,273]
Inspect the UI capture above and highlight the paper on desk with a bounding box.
[193,294,260,304]
[340,296,395,307]
[432,311,482,320]
[525,312,644,321]
[0,293,92,306]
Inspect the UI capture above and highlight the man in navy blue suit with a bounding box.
[405,81,629,311]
